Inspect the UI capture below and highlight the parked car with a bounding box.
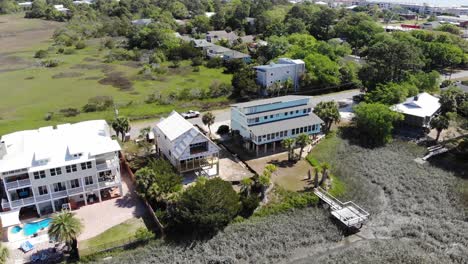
[181,110,200,119]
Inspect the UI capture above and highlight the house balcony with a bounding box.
[10,196,35,208]
[84,184,98,192]
[35,194,51,203]
[98,180,120,188]
[96,159,119,172]
[67,186,84,196]
[5,178,31,190]
[1,199,10,209]
[51,190,67,199]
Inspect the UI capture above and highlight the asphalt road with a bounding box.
[129,89,361,139]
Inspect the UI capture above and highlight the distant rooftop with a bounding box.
[231,95,312,109]
[391,92,441,118]
[155,111,195,142]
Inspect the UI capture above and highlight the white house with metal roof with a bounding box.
[0,120,122,218]
[255,58,306,92]
[391,92,441,128]
[231,96,324,155]
[154,111,220,174]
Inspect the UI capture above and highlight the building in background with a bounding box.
[154,111,220,175]
[0,120,122,217]
[231,96,323,156]
[254,58,305,92]
[391,92,441,128]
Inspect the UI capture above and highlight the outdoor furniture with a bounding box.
[40,252,48,261]
[20,241,34,252]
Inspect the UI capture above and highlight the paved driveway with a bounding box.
[75,169,146,241]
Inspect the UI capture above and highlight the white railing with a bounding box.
[9,197,35,208]
[84,184,98,192]
[98,180,119,188]
[2,201,10,209]
[96,159,119,172]
[5,178,31,189]
[51,190,67,199]
[67,186,84,195]
[36,194,51,202]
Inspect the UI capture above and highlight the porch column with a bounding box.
[273,141,276,152]
[84,195,88,206]
[118,184,123,196]
[51,199,56,212]
[97,189,102,202]
[255,145,259,156]
[36,204,41,217]
[264,143,267,154]
[4,181,12,209]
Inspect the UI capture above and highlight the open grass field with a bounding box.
[0,15,232,136]
[100,137,468,264]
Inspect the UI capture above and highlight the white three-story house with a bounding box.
[0,120,122,217]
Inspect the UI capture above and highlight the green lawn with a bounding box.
[0,39,232,136]
[79,218,146,256]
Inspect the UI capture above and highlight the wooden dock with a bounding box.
[314,187,369,229]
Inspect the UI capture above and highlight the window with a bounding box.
[296,110,299,114]
[270,73,273,76]
[295,128,300,134]
[34,171,46,179]
[264,116,268,120]
[85,176,94,185]
[303,109,307,113]
[290,111,293,115]
[276,114,280,117]
[190,142,208,154]
[285,112,288,116]
[81,162,92,170]
[308,108,311,112]
[38,186,48,195]
[70,179,80,189]
[53,182,66,192]
[169,150,172,157]
[255,117,260,122]
[66,165,77,173]
[267,134,271,140]
[300,127,304,133]
[50,168,62,176]
[280,131,283,137]
[276,132,279,137]
[292,129,296,135]
[270,115,274,118]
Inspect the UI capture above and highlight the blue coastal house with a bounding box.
[231,96,323,155]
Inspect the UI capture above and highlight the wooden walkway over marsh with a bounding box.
[314,187,369,229]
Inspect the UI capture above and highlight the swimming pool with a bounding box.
[11,226,22,234]
[23,218,52,236]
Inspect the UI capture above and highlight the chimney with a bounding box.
[414,95,419,101]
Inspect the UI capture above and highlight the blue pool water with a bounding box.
[23,218,52,236]
[11,226,22,234]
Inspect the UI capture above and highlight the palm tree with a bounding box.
[240,178,253,196]
[296,133,312,160]
[139,126,151,140]
[0,243,9,264]
[258,173,271,198]
[111,116,131,141]
[430,115,450,142]
[319,162,330,186]
[48,211,83,259]
[313,101,340,133]
[281,138,295,161]
[202,112,215,137]
[314,165,321,188]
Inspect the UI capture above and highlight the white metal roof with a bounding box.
[0,120,121,173]
[155,111,195,141]
[0,209,20,227]
[391,92,441,118]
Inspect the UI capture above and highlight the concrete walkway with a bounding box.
[75,170,146,241]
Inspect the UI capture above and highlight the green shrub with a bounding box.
[306,156,319,168]
[75,41,86,50]
[216,125,230,135]
[44,112,53,121]
[34,49,48,59]
[57,47,64,54]
[191,56,203,66]
[134,227,155,241]
[63,48,75,55]
[192,66,200,72]
[105,48,137,62]
[239,195,260,218]
[59,108,80,117]
[82,96,114,112]
[205,57,223,68]
[103,38,115,49]
[40,59,60,67]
